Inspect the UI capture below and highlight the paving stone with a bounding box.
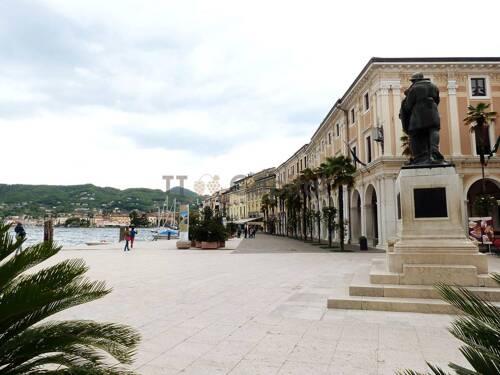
[50,235,499,374]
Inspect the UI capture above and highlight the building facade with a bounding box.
[224,168,276,222]
[276,57,500,248]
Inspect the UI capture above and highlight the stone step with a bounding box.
[400,264,478,286]
[349,283,500,301]
[328,295,500,315]
[369,259,400,284]
[327,295,459,314]
[478,274,499,288]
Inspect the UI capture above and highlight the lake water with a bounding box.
[9,227,155,247]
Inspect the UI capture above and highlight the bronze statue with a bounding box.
[399,72,449,166]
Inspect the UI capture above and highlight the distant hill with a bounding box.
[0,183,203,218]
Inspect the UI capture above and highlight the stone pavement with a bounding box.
[49,235,500,374]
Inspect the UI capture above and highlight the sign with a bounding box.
[179,204,189,241]
[468,217,494,244]
[413,187,447,218]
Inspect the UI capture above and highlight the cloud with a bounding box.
[0,0,498,190]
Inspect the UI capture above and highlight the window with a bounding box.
[364,92,370,111]
[352,146,357,167]
[300,159,303,170]
[366,136,372,163]
[336,123,340,137]
[304,156,307,168]
[328,132,332,144]
[470,77,487,97]
[350,108,355,124]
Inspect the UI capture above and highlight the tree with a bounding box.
[297,174,309,241]
[322,207,337,248]
[261,194,270,233]
[283,183,301,238]
[463,103,497,194]
[0,221,140,374]
[129,210,149,227]
[311,168,322,244]
[399,273,500,375]
[328,156,356,251]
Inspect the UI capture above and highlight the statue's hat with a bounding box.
[410,72,425,82]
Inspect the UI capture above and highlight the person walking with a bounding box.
[123,227,131,252]
[244,225,248,239]
[14,222,26,255]
[130,226,137,248]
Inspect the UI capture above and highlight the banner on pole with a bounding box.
[179,204,189,241]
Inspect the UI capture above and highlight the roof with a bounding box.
[311,56,500,140]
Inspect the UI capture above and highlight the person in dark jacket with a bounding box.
[130,226,137,248]
[400,72,448,165]
[14,222,26,255]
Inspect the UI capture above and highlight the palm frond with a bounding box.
[0,221,141,374]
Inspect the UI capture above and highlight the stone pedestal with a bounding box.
[388,166,487,284]
[327,166,499,314]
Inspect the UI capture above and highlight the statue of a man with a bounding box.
[399,72,448,166]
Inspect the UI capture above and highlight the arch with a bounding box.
[364,184,379,247]
[465,177,500,233]
[350,189,362,242]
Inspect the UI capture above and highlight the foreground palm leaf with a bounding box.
[0,221,141,374]
[398,273,500,375]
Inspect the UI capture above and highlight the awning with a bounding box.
[232,217,264,225]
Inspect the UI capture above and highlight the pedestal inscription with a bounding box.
[413,187,447,218]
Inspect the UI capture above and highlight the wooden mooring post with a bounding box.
[119,226,126,242]
[43,220,54,242]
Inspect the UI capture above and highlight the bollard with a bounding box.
[44,220,54,242]
[119,227,126,242]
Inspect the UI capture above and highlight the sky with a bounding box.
[0,0,498,192]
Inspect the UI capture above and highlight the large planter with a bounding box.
[218,241,226,248]
[191,240,196,247]
[195,241,202,248]
[201,241,219,249]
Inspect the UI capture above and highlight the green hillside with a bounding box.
[0,184,203,218]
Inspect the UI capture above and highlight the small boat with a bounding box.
[85,240,111,246]
[153,227,179,240]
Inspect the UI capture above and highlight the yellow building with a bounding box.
[225,168,276,222]
[276,57,500,248]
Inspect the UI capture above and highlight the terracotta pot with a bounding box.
[195,241,202,248]
[201,241,219,249]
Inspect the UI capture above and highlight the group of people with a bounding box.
[123,226,137,251]
[237,225,258,239]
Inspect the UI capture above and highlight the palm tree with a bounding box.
[398,273,500,375]
[261,193,270,233]
[318,159,336,247]
[329,156,356,252]
[300,168,316,241]
[311,168,322,244]
[284,183,301,238]
[463,103,497,194]
[0,221,140,374]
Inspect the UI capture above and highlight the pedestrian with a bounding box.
[244,225,248,239]
[130,226,137,248]
[123,227,131,252]
[14,222,26,255]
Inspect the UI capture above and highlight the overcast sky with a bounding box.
[0,0,497,192]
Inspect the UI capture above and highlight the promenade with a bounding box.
[50,235,500,375]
